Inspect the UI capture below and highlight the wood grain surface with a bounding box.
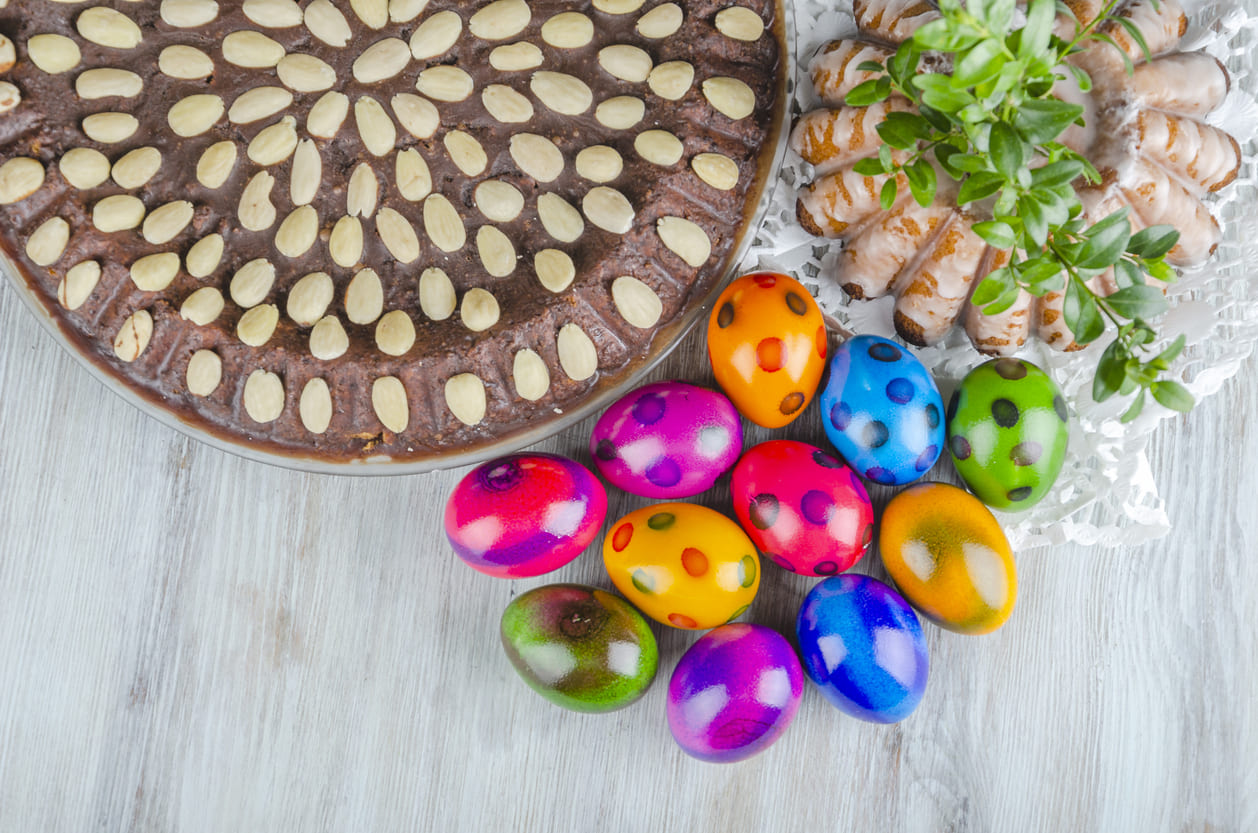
[1,278,1254,832]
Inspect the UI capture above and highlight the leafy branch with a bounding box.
[845,0,1194,419]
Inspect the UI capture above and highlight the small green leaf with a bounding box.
[953,39,1008,88]
[888,43,921,87]
[983,281,1023,315]
[1013,98,1085,144]
[1031,159,1085,188]
[853,157,888,176]
[880,178,898,211]
[1156,334,1187,365]
[1150,380,1194,412]
[987,0,1018,34]
[905,158,937,206]
[1019,0,1056,58]
[913,19,982,52]
[950,153,990,174]
[1092,32,1135,75]
[1120,389,1147,422]
[1105,284,1169,320]
[878,143,893,170]
[972,268,1013,306]
[1019,258,1066,293]
[989,122,1026,181]
[934,144,964,179]
[958,171,1005,204]
[1128,225,1179,259]
[877,118,922,150]
[1113,259,1141,289]
[1018,194,1049,246]
[974,220,1017,249]
[1077,215,1132,269]
[915,75,977,112]
[1064,277,1105,344]
[1093,340,1126,402]
[1147,259,1177,283]
[845,78,889,107]
[855,61,886,73]
[1066,63,1093,93]
[1114,16,1153,62]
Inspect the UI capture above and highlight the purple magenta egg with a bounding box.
[444,453,608,578]
[666,623,803,763]
[590,381,743,499]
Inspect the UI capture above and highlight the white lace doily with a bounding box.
[739,0,1258,548]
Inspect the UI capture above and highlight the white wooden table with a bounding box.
[1,273,1254,831]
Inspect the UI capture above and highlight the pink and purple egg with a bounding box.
[590,380,743,499]
[444,453,607,578]
[731,440,875,576]
[666,623,803,763]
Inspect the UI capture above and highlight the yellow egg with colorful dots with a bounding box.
[878,482,1016,635]
[603,503,760,630]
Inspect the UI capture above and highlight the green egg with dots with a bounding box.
[500,584,658,713]
[946,358,1070,511]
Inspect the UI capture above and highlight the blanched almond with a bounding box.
[443,130,488,176]
[299,378,333,433]
[142,200,194,245]
[243,369,285,424]
[180,287,225,325]
[715,6,765,41]
[91,194,145,232]
[375,310,416,355]
[409,10,461,59]
[76,68,143,99]
[304,0,352,46]
[416,66,473,102]
[59,148,110,189]
[657,216,711,267]
[582,187,635,234]
[575,146,624,182]
[113,310,153,363]
[595,96,645,129]
[0,82,16,114]
[290,140,322,206]
[469,0,530,40]
[372,376,409,432]
[158,45,214,79]
[230,259,276,307]
[423,194,465,252]
[59,261,101,310]
[599,45,653,82]
[489,42,543,71]
[637,3,683,37]
[537,193,584,242]
[477,226,516,277]
[460,287,500,331]
[392,93,439,138]
[197,141,238,189]
[395,148,432,201]
[510,134,564,182]
[222,31,285,68]
[247,116,299,166]
[238,171,277,231]
[83,112,139,143]
[703,77,756,119]
[376,207,421,263]
[541,12,593,48]
[28,34,81,74]
[612,276,663,327]
[26,217,70,266]
[160,0,219,28]
[475,180,524,222]
[692,153,740,190]
[237,303,280,347]
[347,163,379,218]
[444,374,486,426]
[130,253,181,292]
[345,268,383,323]
[309,315,349,360]
[186,350,222,396]
[330,215,364,267]
[307,91,350,138]
[0,34,11,73]
[186,234,224,278]
[277,53,335,93]
[635,129,684,166]
[418,267,456,320]
[354,37,411,83]
[557,323,598,380]
[482,84,534,123]
[389,0,428,22]
[243,0,303,28]
[648,61,694,100]
[168,94,224,137]
[112,146,162,189]
[535,249,575,292]
[512,349,550,401]
[355,96,397,157]
[229,86,294,124]
[275,205,319,258]
[531,71,593,115]
[77,8,143,49]
[351,0,389,29]
[593,0,645,12]
[286,271,333,326]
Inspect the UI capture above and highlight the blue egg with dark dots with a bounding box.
[818,335,944,486]
[795,574,929,723]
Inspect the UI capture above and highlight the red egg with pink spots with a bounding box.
[731,440,874,576]
[590,381,743,499]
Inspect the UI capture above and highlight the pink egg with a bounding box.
[590,381,743,499]
[444,454,607,578]
[731,440,874,576]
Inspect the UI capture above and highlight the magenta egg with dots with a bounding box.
[731,440,875,576]
[666,623,803,763]
[589,380,743,499]
[444,453,608,578]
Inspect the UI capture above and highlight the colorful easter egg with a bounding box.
[731,440,874,576]
[947,358,1070,510]
[818,335,944,486]
[706,272,828,428]
[879,482,1016,634]
[444,453,607,578]
[590,381,743,499]
[796,574,929,723]
[603,503,760,630]
[501,584,659,713]
[666,624,803,763]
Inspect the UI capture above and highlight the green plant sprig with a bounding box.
[845,0,1195,420]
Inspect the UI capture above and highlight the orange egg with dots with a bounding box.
[707,272,827,428]
[603,503,760,630]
